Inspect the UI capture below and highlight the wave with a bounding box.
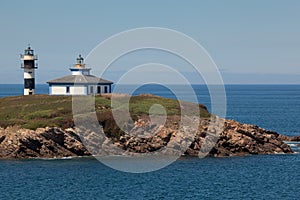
[29,155,94,161]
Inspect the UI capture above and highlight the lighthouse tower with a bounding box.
[70,54,91,75]
[21,46,38,95]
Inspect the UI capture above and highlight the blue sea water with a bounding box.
[0,84,299,199]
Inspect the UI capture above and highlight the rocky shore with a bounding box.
[0,118,298,159]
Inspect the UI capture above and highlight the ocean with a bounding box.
[0,84,299,199]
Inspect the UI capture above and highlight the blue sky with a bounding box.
[0,0,299,84]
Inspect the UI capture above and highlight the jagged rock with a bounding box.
[0,126,90,158]
[0,117,298,159]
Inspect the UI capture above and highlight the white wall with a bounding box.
[24,88,35,95]
[50,85,87,95]
[50,86,68,95]
[24,68,34,79]
[49,84,111,95]
[70,86,86,95]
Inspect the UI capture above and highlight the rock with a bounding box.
[0,135,5,144]
[0,117,298,159]
[41,127,65,146]
[0,126,91,159]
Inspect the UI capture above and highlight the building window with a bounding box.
[104,86,108,93]
[24,79,34,89]
[90,86,94,94]
[66,86,70,94]
[97,86,101,94]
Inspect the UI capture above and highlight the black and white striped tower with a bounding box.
[21,46,38,95]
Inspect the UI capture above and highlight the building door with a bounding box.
[66,86,70,94]
[104,86,108,93]
[97,86,101,94]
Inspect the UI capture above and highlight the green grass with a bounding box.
[0,95,73,129]
[0,94,210,130]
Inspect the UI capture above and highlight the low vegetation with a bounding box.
[0,94,210,130]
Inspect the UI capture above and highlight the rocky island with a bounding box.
[0,94,299,159]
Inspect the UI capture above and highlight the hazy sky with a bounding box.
[0,0,299,84]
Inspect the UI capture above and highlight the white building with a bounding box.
[47,55,113,95]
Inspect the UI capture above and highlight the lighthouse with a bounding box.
[21,46,38,95]
[47,54,113,95]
